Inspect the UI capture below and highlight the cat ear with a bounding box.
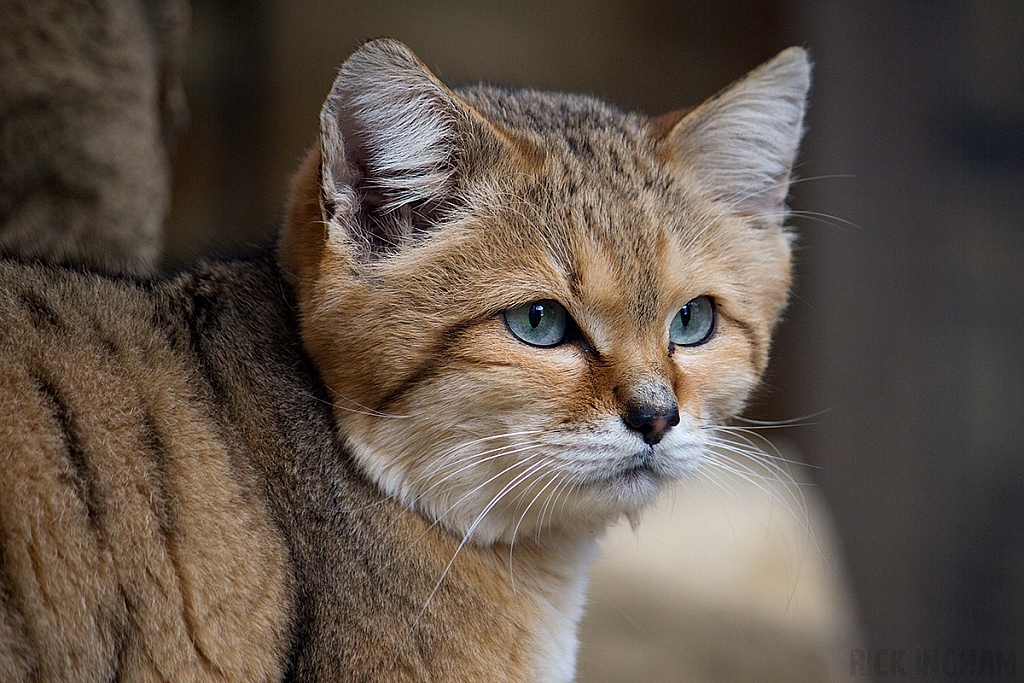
[658,47,810,221]
[317,39,474,254]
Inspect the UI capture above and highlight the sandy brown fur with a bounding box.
[0,264,293,681]
[2,39,808,682]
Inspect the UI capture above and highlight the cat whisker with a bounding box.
[693,459,821,607]
[731,407,834,427]
[681,174,802,253]
[783,209,860,230]
[539,470,587,544]
[703,429,810,515]
[373,445,547,562]
[401,444,548,547]
[784,172,857,187]
[317,381,411,419]
[698,458,803,562]
[404,437,547,510]
[507,469,566,592]
[706,427,816,469]
[376,438,548,540]
[406,457,555,637]
[704,429,817,525]
[407,430,545,491]
[426,444,548,515]
[332,402,410,419]
[704,437,806,496]
[698,435,834,581]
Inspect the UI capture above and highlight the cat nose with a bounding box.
[624,402,680,446]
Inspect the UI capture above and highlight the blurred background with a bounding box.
[10,0,1020,680]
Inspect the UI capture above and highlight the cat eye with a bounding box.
[669,296,716,346]
[504,299,570,347]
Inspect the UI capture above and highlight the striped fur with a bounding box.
[2,40,808,681]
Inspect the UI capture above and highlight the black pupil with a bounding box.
[680,303,691,328]
[529,303,545,328]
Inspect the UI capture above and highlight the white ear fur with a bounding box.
[664,47,810,218]
[319,39,467,222]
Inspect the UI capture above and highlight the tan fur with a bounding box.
[278,39,806,679]
[0,271,292,681]
[285,40,802,544]
[308,493,589,682]
[2,39,808,682]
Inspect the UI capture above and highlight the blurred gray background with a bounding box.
[163,0,1024,679]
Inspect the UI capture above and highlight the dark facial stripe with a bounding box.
[372,319,478,414]
[719,310,761,369]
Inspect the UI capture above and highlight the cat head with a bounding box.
[281,39,809,544]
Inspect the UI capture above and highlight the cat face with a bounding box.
[282,40,807,544]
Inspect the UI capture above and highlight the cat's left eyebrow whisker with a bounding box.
[683,174,796,253]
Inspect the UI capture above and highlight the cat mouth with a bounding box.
[583,451,663,487]
[617,460,657,481]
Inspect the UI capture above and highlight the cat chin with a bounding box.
[343,413,706,546]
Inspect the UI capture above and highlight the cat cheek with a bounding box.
[667,346,756,421]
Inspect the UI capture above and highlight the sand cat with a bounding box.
[0,39,809,682]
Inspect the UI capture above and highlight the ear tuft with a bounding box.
[661,47,811,220]
[318,39,470,253]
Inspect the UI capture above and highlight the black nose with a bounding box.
[624,403,680,446]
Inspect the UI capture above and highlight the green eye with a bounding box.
[670,296,716,346]
[504,299,570,347]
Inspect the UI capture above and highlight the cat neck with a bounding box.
[171,248,604,681]
[496,532,601,683]
[390,501,602,683]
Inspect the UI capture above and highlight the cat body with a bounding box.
[0,254,581,681]
[0,40,809,681]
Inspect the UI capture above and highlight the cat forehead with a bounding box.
[414,90,720,318]
[458,85,643,132]
[455,86,685,234]
[421,177,715,328]
[458,85,655,162]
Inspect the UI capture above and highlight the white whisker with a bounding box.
[407,457,554,636]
